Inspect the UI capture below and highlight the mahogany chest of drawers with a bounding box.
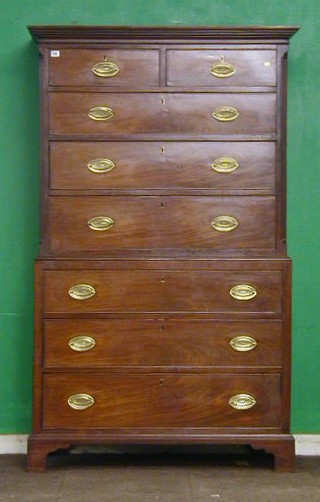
[27,25,298,471]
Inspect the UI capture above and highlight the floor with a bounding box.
[0,449,319,501]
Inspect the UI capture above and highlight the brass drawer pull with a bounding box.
[212,106,239,122]
[87,216,114,231]
[230,284,257,301]
[92,57,120,78]
[230,335,257,352]
[229,394,256,410]
[68,335,96,352]
[210,55,236,78]
[87,158,115,174]
[68,393,95,410]
[211,157,239,173]
[68,284,96,301]
[211,215,238,232]
[88,106,114,121]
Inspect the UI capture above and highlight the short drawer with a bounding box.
[49,48,160,87]
[49,93,276,135]
[43,269,282,314]
[44,319,282,368]
[167,49,277,87]
[47,196,276,252]
[50,141,276,191]
[42,373,282,429]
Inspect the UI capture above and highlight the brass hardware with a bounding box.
[68,393,95,410]
[161,97,166,105]
[87,158,115,174]
[87,106,114,121]
[161,145,165,154]
[210,55,236,78]
[160,276,165,283]
[228,394,256,410]
[230,284,257,301]
[68,335,96,352]
[92,56,120,77]
[212,106,239,122]
[211,157,239,173]
[230,335,257,352]
[211,215,238,232]
[264,61,271,67]
[88,216,114,231]
[68,284,96,301]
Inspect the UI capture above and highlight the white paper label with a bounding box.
[50,50,60,58]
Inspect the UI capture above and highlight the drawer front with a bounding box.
[167,49,277,87]
[49,93,276,135]
[43,373,281,429]
[43,270,282,314]
[50,141,276,191]
[44,319,282,368]
[48,196,276,252]
[49,49,160,86]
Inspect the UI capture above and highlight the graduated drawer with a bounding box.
[44,319,282,368]
[49,49,160,86]
[42,373,281,429]
[50,141,276,191]
[167,49,276,87]
[47,196,276,252]
[49,93,276,135]
[43,269,282,314]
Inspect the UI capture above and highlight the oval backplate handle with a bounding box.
[87,158,115,174]
[68,393,95,410]
[229,394,256,410]
[230,284,257,301]
[87,216,114,231]
[211,215,238,232]
[68,284,96,301]
[92,58,120,78]
[230,335,257,352]
[212,106,239,122]
[210,55,236,78]
[211,157,239,173]
[87,106,114,121]
[68,335,96,352]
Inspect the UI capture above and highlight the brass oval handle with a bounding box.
[68,393,95,410]
[87,216,114,231]
[68,284,96,301]
[211,215,238,232]
[210,55,236,78]
[92,58,120,78]
[229,394,256,410]
[88,106,114,121]
[87,158,115,174]
[211,157,239,173]
[230,284,257,301]
[230,335,257,352]
[68,335,96,352]
[212,106,239,122]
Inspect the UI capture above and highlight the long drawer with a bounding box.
[49,49,160,87]
[44,319,282,368]
[47,196,276,252]
[50,141,276,191]
[49,93,276,135]
[42,373,282,429]
[43,269,282,314]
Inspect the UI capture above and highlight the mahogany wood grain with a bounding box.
[167,49,277,87]
[49,93,276,135]
[47,195,276,252]
[50,141,276,191]
[43,269,282,314]
[44,319,282,369]
[42,373,282,429]
[49,48,160,86]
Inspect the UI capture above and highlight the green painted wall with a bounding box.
[0,0,319,434]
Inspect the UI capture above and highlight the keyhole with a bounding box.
[161,324,165,330]
[160,276,165,283]
[103,55,107,61]
[220,55,224,63]
[160,202,164,208]
[161,97,166,105]
[161,145,165,154]
[159,378,164,385]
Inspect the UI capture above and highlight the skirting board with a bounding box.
[0,435,319,455]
